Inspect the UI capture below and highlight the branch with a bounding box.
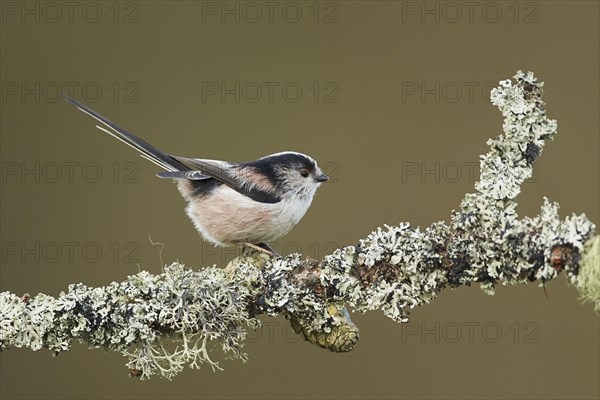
[1,71,597,380]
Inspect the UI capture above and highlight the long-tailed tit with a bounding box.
[63,95,329,254]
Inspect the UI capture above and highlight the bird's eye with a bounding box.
[300,168,310,178]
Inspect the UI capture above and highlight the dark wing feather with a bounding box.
[173,156,281,204]
[157,170,212,180]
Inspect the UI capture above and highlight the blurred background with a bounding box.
[1,1,598,399]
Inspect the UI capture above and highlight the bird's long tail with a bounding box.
[62,94,190,172]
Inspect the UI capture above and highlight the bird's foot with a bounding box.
[242,242,279,257]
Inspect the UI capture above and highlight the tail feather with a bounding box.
[62,94,190,172]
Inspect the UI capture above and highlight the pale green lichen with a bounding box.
[290,303,359,352]
[0,71,596,379]
[0,292,59,352]
[576,235,600,311]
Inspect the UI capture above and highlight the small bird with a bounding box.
[63,95,329,255]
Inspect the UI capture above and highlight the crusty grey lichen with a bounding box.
[320,72,595,320]
[1,263,261,379]
[0,71,596,379]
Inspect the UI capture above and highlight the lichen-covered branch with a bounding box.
[0,71,597,380]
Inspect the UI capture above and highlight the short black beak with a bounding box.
[315,174,329,183]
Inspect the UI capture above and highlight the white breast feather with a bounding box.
[185,185,314,245]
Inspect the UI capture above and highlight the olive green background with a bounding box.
[1,1,598,399]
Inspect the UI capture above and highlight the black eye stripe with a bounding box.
[240,152,317,187]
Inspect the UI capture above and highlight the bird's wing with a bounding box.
[156,170,212,180]
[170,156,282,204]
[172,157,236,182]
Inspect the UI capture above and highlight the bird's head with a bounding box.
[248,151,329,199]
